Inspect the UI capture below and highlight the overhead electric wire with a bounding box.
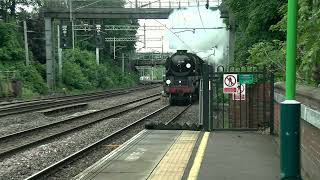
[152,19,195,53]
[197,0,207,32]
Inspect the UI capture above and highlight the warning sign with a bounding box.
[223,74,237,94]
[233,83,246,101]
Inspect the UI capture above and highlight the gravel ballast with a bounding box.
[0,100,165,180]
[0,87,161,137]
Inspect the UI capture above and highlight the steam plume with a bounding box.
[166,7,229,64]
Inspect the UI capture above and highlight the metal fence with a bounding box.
[200,65,275,132]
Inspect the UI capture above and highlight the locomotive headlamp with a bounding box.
[186,63,191,69]
[166,80,171,85]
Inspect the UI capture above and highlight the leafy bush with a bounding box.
[18,64,48,94]
[225,0,320,85]
[0,22,47,98]
[61,48,139,91]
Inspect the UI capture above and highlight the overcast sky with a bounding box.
[132,0,222,53]
[18,0,223,54]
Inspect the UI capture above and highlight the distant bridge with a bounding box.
[131,52,171,66]
[133,60,166,66]
[42,0,220,19]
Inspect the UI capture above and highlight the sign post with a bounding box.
[280,0,302,179]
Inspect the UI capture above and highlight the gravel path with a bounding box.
[0,100,165,180]
[0,87,161,137]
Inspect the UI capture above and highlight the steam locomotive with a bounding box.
[163,50,204,104]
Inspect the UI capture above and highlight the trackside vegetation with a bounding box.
[224,0,320,86]
[0,0,139,98]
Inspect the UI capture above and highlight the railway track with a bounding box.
[24,104,191,180]
[165,104,192,125]
[0,85,159,117]
[0,94,160,157]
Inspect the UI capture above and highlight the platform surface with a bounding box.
[195,131,280,180]
[74,130,280,180]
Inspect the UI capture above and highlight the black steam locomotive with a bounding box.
[163,50,204,104]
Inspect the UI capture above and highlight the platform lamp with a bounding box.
[280,0,302,179]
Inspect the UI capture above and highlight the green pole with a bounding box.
[280,0,302,179]
[286,0,298,100]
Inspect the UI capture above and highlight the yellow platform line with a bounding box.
[147,131,199,180]
[187,132,210,180]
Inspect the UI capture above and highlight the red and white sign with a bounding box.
[223,74,237,94]
[233,83,246,101]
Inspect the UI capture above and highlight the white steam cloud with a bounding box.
[166,7,229,64]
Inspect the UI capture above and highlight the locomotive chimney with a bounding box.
[177,50,188,54]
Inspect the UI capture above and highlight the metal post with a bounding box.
[199,79,203,126]
[57,25,63,81]
[69,0,75,50]
[23,21,30,66]
[143,23,146,48]
[151,66,154,80]
[202,63,209,131]
[161,36,164,59]
[96,48,100,65]
[45,17,54,90]
[113,37,116,59]
[280,0,302,179]
[135,0,138,8]
[209,65,214,130]
[270,68,275,135]
[72,20,75,50]
[209,79,212,130]
[122,53,125,74]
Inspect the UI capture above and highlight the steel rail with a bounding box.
[0,85,159,117]
[24,105,170,180]
[0,95,160,157]
[0,85,158,110]
[165,104,192,125]
[0,85,159,107]
[0,85,153,107]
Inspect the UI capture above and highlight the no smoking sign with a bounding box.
[223,74,237,94]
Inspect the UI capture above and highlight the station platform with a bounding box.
[74,130,280,180]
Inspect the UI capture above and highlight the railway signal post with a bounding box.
[280,0,302,179]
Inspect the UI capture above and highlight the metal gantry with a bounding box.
[44,0,221,9]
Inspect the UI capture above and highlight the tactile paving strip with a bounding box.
[147,131,199,180]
